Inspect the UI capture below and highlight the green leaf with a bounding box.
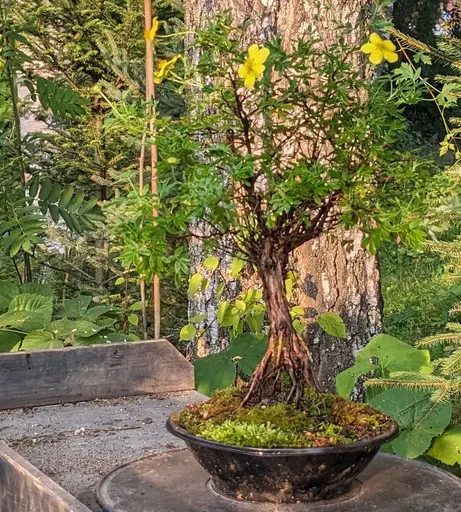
[336,361,377,398]
[368,388,452,459]
[230,257,245,278]
[0,310,35,329]
[36,78,89,118]
[293,319,304,335]
[47,319,79,338]
[130,301,144,311]
[0,281,19,312]
[8,293,53,329]
[201,278,210,291]
[79,197,98,214]
[216,282,225,300]
[38,179,52,201]
[0,331,23,352]
[10,236,25,257]
[220,305,240,327]
[115,277,125,286]
[241,289,263,303]
[180,324,197,341]
[103,332,135,343]
[247,310,265,334]
[203,256,219,271]
[190,313,207,323]
[217,301,229,324]
[28,176,39,199]
[188,273,203,297]
[48,183,61,204]
[193,353,236,396]
[19,283,53,296]
[227,333,269,377]
[65,320,104,338]
[48,203,60,223]
[429,425,461,465]
[290,305,304,318]
[285,277,294,298]
[84,305,113,321]
[21,330,62,351]
[317,312,347,339]
[61,295,92,318]
[59,186,74,208]
[68,191,85,213]
[128,314,139,327]
[235,300,246,312]
[357,334,432,375]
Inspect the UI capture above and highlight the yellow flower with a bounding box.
[154,55,180,84]
[144,17,159,43]
[361,33,398,65]
[238,44,270,89]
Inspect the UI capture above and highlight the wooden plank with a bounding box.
[0,441,91,512]
[0,340,194,410]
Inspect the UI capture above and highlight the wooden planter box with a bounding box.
[0,339,194,410]
[0,441,92,512]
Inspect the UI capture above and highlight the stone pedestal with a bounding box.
[96,448,461,511]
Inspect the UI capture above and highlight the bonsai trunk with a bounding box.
[243,242,318,405]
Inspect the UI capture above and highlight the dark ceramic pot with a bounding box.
[166,415,398,503]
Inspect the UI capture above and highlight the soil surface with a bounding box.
[0,391,204,510]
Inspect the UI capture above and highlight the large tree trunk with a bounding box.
[292,231,382,394]
[185,0,383,390]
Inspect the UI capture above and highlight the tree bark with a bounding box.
[292,231,382,395]
[243,240,317,404]
[185,0,383,390]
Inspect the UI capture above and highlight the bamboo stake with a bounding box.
[144,0,161,339]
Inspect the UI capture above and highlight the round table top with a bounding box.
[97,448,461,512]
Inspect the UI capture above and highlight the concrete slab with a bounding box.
[0,391,204,504]
[96,449,461,512]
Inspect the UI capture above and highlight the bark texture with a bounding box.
[292,231,382,394]
[185,0,382,389]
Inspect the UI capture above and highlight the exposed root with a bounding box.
[242,330,319,407]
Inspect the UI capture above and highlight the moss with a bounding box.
[175,387,392,449]
[236,403,314,432]
[331,399,390,439]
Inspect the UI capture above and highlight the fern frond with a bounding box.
[449,304,461,315]
[439,348,461,376]
[366,372,448,391]
[436,75,461,85]
[447,322,461,332]
[389,28,460,69]
[417,333,461,348]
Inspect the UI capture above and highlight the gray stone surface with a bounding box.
[0,391,204,502]
[97,449,461,512]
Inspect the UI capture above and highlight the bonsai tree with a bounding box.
[114,16,431,405]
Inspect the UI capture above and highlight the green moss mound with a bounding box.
[174,387,393,449]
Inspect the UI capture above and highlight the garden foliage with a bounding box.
[0,280,134,352]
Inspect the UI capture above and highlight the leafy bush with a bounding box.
[337,333,461,468]
[0,280,135,352]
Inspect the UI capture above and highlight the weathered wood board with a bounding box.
[0,340,194,410]
[0,441,91,512]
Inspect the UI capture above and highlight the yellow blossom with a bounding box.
[144,17,159,43]
[238,44,270,89]
[361,33,398,65]
[154,55,180,84]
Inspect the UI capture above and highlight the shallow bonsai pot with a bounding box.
[166,415,398,503]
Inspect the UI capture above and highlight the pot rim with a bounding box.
[166,412,399,456]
